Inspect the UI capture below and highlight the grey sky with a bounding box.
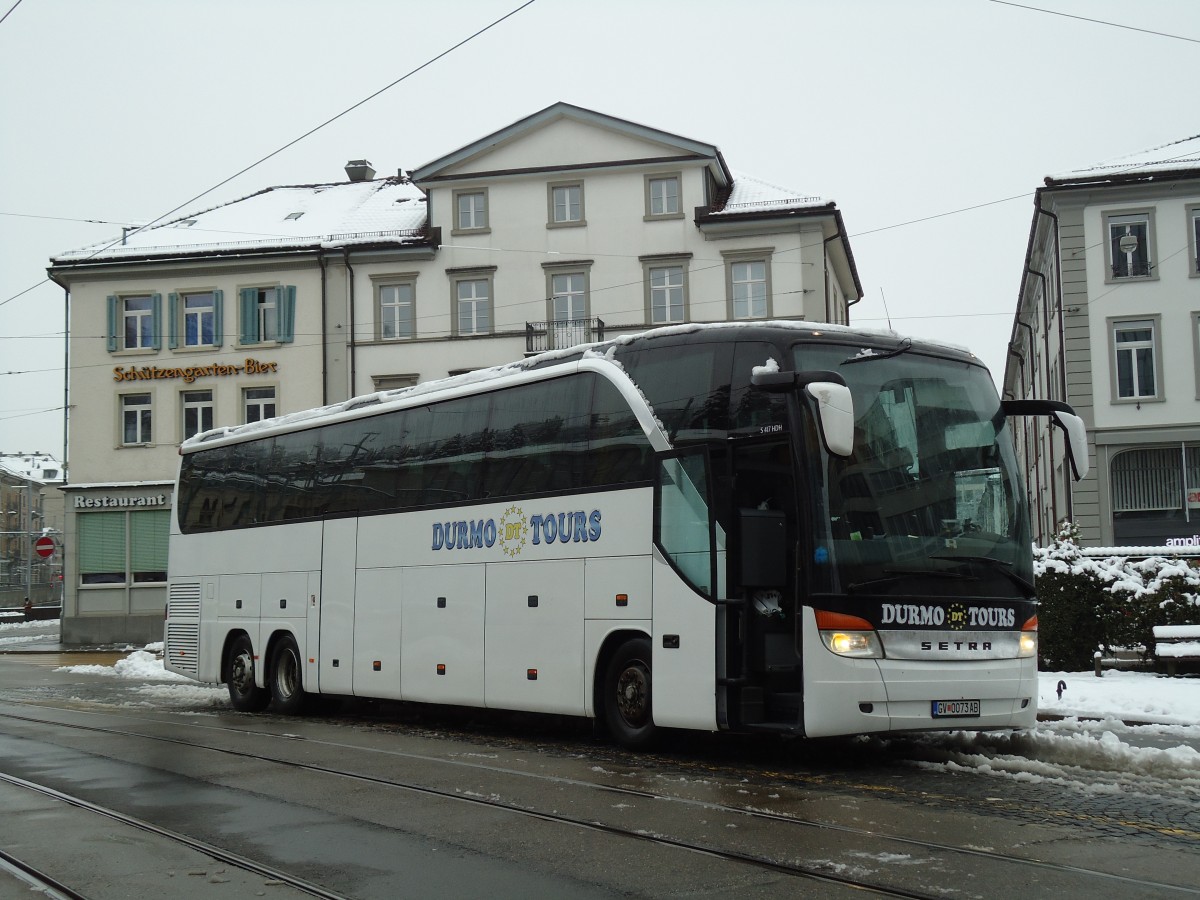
[2,0,1197,455]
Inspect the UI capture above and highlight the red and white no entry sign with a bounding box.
[34,536,55,558]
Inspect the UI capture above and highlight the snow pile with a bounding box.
[57,645,192,682]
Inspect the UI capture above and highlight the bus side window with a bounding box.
[621,343,732,442]
[417,394,491,505]
[588,376,654,487]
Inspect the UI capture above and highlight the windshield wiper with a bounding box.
[847,566,975,594]
[929,554,1035,594]
[842,338,913,365]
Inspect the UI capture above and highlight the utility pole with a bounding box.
[25,479,33,603]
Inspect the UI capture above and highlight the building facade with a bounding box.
[0,453,63,607]
[1003,138,1200,548]
[48,102,862,643]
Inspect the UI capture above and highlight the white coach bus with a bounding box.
[164,323,1087,746]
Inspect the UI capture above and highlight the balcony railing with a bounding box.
[525,317,605,354]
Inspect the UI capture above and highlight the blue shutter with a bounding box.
[106,295,119,352]
[212,289,224,347]
[167,293,179,349]
[279,286,296,343]
[239,288,258,344]
[150,293,163,350]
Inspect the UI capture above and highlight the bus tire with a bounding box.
[269,635,307,715]
[603,637,656,748]
[227,634,270,712]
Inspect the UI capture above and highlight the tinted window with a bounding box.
[620,342,732,442]
[588,376,654,486]
[414,394,491,506]
[487,376,590,497]
[179,371,654,533]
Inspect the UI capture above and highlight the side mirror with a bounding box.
[751,368,855,458]
[1002,399,1089,481]
[806,382,854,457]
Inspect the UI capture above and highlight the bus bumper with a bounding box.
[803,651,1038,738]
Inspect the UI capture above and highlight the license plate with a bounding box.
[932,699,980,718]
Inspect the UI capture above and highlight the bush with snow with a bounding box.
[1034,521,1200,670]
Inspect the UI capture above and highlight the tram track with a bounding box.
[0,768,350,900]
[0,845,87,900]
[1,703,1197,899]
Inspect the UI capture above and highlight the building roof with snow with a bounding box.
[1045,134,1200,188]
[50,175,430,266]
[0,453,63,485]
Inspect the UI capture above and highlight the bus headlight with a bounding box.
[1019,614,1038,658]
[815,610,883,658]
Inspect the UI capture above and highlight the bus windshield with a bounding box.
[795,342,1033,599]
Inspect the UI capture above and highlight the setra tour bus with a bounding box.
[164,322,1087,747]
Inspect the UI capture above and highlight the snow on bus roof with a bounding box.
[181,321,977,452]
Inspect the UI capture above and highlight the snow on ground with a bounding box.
[0,617,61,647]
[1039,669,1200,725]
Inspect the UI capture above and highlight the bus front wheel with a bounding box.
[603,638,656,748]
[227,634,270,712]
[269,635,307,715]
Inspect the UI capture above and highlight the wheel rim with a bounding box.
[231,650,254,694]
[276,648,300,700]
[615,662,650,727]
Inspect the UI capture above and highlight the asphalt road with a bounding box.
[0,645,1196,899]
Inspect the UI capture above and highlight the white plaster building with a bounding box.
[48,102,862,643]
[1003,137,1200,548]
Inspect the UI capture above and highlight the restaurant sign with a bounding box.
[113,357,278,384]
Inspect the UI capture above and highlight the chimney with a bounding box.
[345,159,376,182]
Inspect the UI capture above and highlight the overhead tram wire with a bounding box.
[0,0,23,26]
[986,0,1200,45]
[0,0,539,311]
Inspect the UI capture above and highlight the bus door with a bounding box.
[317,516,357,695]
[721,437,803,730]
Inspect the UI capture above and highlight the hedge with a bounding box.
[1034,521,1200,671]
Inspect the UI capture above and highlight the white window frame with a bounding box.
[1192,311,1200,400]
[548,181,585,227]
[645,173,683,220]
[182,291,216,347]
[641,256,690,325]
[1188,204,1200,278]
[243,386,277,424]
[1103,209,1156,282]
[722,250,773,320]
[374,277,417,341]
[1109,315,1163,403]
[452,188,489,234]
[450,269,496,336]
[256,290,277,342]
[123,295,155,349]
[121,393,152,445]
[181,389,214,440]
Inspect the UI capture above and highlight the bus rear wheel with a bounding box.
[604,637,656,748]
[269,635,307,715]
[227,634,269,712]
